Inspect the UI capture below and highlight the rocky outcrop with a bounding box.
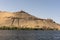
[0,10,60,30]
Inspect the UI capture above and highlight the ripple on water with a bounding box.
[0,30,60,40]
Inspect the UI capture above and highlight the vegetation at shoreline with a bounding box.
[0,26,58,30]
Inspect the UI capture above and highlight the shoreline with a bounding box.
[0,26,58,30]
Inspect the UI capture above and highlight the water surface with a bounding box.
[0,30,60,40]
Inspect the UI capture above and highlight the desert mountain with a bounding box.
[0,10,60,30]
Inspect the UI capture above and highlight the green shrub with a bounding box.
[0,26,58,30]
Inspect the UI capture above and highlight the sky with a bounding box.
[0,0,60,23]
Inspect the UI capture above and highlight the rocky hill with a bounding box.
[0,10,60,30]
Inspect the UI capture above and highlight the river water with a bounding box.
[0,30,60,40]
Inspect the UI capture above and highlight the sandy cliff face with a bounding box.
[0,11,60,30]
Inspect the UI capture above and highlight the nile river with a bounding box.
[0,30,60,40]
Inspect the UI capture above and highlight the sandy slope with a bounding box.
[0,11,60,30]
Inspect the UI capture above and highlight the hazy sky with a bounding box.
[0,0,60,23]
